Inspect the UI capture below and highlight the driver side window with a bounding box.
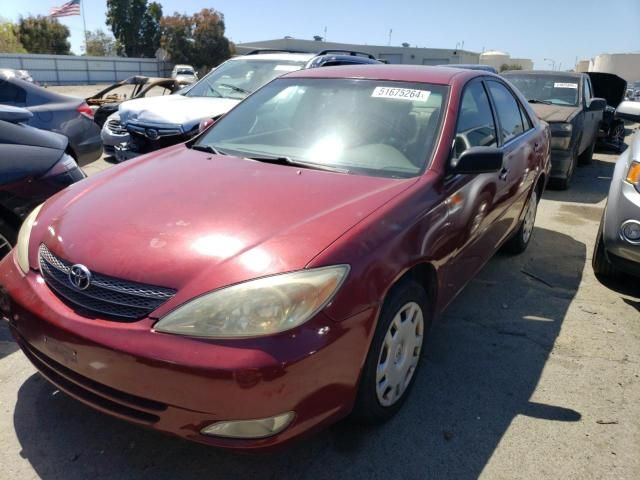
[454,81,498,158]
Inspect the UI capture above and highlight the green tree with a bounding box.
[161,8,232,70]
[0,21,26,53]
[106,0,162,57]
[160,13,194,65]
[16,15,70,54]
[191,9,231,70]
[84,29,117,56]
[500,63,523,72]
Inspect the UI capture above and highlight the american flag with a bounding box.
[49,0,81,17]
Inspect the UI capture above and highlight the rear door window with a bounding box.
[487,81,525,143]
[0,81,27,106]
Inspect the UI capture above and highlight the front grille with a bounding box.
[38,244,176,320]
[106,118,127,135]
[17,336,166,424]
[127,122,183,138]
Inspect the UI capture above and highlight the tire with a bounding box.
[578,138,595,165]
[0,218,17,261]
[592,214,617,277]
[503,189,539,254]
[550,145,578,190]
[353,279,431,424]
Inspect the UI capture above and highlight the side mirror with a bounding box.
[587,98,606,112]
[616,100,640,122]
[450,146,503,175]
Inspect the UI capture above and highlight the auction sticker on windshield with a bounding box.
[372,86,431,102]
[274,65,301,72]
[554,82,578,89]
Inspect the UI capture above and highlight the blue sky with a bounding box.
[4,0,640,69]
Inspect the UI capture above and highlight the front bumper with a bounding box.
[549,149,573,179]
[0,255,374,450]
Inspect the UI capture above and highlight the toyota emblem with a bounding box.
[68,264,92,291]
[146,128,159,140]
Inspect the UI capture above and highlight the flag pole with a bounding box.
[81,0,88,53]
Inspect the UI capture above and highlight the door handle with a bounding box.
[499,168,509,181]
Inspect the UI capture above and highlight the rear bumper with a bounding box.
[0,254,374,450]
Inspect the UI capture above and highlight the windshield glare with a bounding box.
[506,75,580,106]
[186,59,307,100]
[197,78,447,178]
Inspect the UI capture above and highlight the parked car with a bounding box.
[440,64,498,73]
[171,64,198,84]
[110,50,382,162]
[0,65,550,450]
[587,72,627,152]
[0,72,102,166]
[87,76,189,128]
[0,68,34,83]
[503,71,606,189]
[593,101,640,277]
[0,106,85,260]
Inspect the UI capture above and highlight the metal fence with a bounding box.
[0,53,173,85]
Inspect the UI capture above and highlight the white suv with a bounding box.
[103,50,380,161]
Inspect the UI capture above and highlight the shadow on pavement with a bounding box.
[13,227,585,480]
[543,159,615,205]
[0,322,18,360]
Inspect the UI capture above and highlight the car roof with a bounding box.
[284,64,483,84]
[232,52,316,62]
[503,70,582,78]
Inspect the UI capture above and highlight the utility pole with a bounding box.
[388,29,392,46]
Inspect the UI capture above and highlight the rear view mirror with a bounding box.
[587,98,606,112]
[451,147,503,175]
[616,101,640,122]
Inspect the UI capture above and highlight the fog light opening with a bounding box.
[201,411,295,439]
[620,220,640,245]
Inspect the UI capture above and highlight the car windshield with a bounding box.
[196,78,447,178]
[176,69,194,75]
[185,59,307,100]
[506,74,580,106]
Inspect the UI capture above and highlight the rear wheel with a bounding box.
[592,214,617,277]
[503,189,538,254]
[353,279,430,424]
[0,219,17,261]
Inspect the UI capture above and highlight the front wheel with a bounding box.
[578,138,595,165]
[0,219,17,261]
[503,189,538,254]
[592,214,617,277]
[353,280,430,424]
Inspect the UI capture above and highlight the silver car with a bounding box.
[593,101,640,277]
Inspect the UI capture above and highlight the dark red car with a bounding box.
[0,65,550,450]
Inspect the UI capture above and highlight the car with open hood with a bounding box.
[110,49,382,162]
[0,106,85,260]
[586,72,627,152]
[0,65,550,450]
[87,76,189,128]
[503,70,606,189]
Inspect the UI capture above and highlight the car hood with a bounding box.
[587,72,627,108]
[118,95,240,130]
[32,145,413,314]
[529,103,581,123]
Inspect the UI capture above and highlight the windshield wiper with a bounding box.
[219,83,251,95]
[191,144,222,155]
[528,99,552,105]
[246,155,349,173]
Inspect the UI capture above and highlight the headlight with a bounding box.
[154,265,349,338]
[16,204,44,274]
[549,123,572,150]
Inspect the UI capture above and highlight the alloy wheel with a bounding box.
[0,233,12,259]
[376,301,424,407]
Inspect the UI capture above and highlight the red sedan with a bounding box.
[0,65,550,450]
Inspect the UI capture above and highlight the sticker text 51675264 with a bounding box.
[371,86,431,102]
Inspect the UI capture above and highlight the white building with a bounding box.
[583,53,640,83]
[479,50,533,71]
[236,38,480,66]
